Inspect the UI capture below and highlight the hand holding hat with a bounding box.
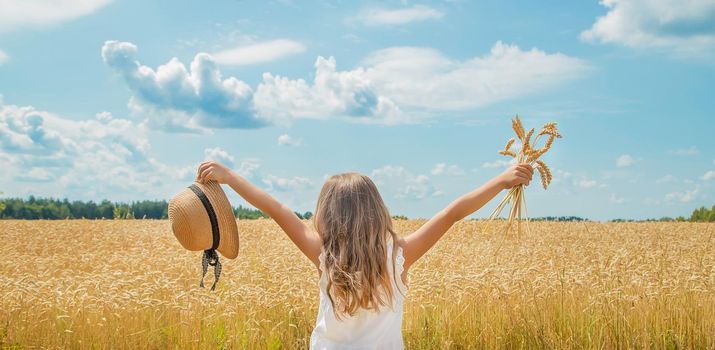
[168,160,240,290]
[196,160,234,185]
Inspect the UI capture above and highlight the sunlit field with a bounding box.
[1,220,713,349]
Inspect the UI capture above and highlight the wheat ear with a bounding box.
[512,115,525,141]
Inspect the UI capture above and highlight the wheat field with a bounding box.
[0,219,713,349]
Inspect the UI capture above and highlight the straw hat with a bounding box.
[168,180,239,259]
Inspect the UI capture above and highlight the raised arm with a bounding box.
[401,163,533,269]
[197,160,322,267]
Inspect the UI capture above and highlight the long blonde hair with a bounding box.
[313,172,403,319]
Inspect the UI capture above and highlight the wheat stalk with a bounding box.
[487,114,562,234]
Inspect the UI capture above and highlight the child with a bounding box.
[196,161,533,349]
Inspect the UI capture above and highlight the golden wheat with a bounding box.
[535,160,552,190]
[0,220,713,349]
[489,115,562,234]
[511,115,525,140]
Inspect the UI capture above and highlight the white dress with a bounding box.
[310,241,408,350]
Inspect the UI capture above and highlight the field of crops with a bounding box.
[1,219,713,349]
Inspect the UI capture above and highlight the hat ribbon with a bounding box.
[188,184,222,291]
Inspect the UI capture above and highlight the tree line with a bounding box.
[0,196,313,220]
[609,205,715,223]
[0,195,712,222]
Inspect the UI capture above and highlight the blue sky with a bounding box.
[0,0,714,221]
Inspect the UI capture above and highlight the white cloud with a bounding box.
[235,158,261,179]
[354,5,444,26]
[668,146,699,156]
[262,174,312,192]
[581,0,715,56]
[102,40,261,131]
[656,174,677,183]
[204,147,236,168]
[609,193,625,203]
[102,41,402,131]
[553,169,573,184]
[0,0,112,32]
[431,163,464,176]
[701,170,715,181]
[550,169,608,191]
[0,101,176,199]
[363,41,590,110]
[255,56,402,124]
[616,154,635,167]
[24,167,53,182]
[371,165,441,200]
[277,134,302,147]
[212,39,305,66]
[178,152,261,182]
[0,49,7,65]
[481,158,514,169]
[102,41,587,131]
[665,188,699,202]
[576,178,598,189]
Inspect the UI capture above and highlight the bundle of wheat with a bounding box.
[489,115,562,234]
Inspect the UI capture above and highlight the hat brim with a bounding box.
[168,181,240,259]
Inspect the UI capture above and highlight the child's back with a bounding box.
[197,159,532,350]
[311,240,407,349]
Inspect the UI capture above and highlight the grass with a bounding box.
[0,219,713,349]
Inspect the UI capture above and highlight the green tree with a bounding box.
[233,205,268,219]
[689,205,715,222]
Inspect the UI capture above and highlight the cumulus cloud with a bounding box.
[668,146,699,156]
[277,134,302,147]
[431,163,465,176]
[235,159,261,178]
[353,5,444,26]
[362,41,590,110]
[0,101,175,199]
[102,41,587,131]
[0,100,281,201]
[609,193,625,203]
[431,163,446,175]
[0,0,112,32]
[175,149,264,190]
[204,147,236,168]
[550,169,602,190]
[701,170,715,181]
[255,56,402,124]
[102,40,401,131]
[370,165,441,200]
[581,0,715,55]
[576,178,598,189]
[481,158,514,169]
[656,174,677,183]
[102,40,262,130]
[212,39,305,66]
[262,174,312,192]
[616,154,635,167]
[665,188,699,202]
[0,50,7,65]
[179,147,259,179]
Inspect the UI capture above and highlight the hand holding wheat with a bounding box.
[498,164,534,189]
[488,115,562,234]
